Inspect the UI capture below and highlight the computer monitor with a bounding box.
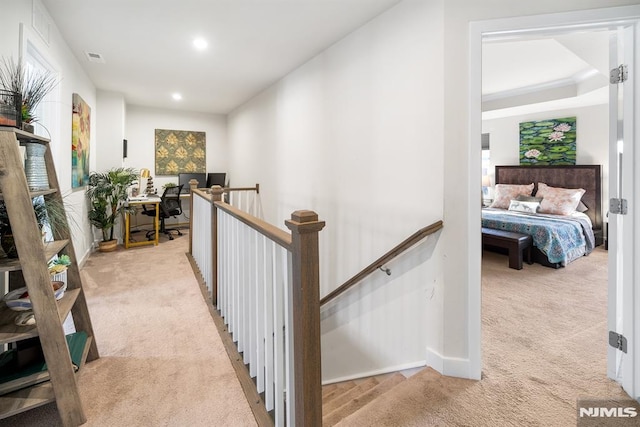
[206,173,226,188]
[178,173,206,193]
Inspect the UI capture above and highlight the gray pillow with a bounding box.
[576,200,589,213]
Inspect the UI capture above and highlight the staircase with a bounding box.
[322,369,420,426]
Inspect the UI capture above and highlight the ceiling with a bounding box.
[39,1,611,118]
[40,0,401,115]
[482,30,611,119]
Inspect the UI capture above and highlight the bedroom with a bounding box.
[479,26,623,410]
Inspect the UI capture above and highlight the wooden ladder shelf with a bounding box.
[0,127,99,426]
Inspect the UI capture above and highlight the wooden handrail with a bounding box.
[191,183,260,194]
[320,220,443,306]
[225,183,259,194]
[213,199,292,250]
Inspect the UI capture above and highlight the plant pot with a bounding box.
[98,239,118,252]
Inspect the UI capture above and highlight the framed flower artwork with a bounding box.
[519,117,576,166]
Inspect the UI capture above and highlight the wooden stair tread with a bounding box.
[322,373,406,427]
[322,377,379,415]
[322,380,358,406]
[321,383,340,399]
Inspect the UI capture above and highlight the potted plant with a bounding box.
[0,57,59,131]
[49,254,71,283]
[86,167,138,252]
[0,197,69,258]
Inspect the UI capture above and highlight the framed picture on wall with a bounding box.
[154,129,206,175]
[71,93,91,188]
[519,117,576,166]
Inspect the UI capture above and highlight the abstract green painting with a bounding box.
[155,129,206,175]
[519,117,576,166]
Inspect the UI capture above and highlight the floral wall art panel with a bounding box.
[519,117,576,166]
[154,129,206,175]
[71,93,90,188]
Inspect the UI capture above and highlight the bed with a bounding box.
[482,165,602,268]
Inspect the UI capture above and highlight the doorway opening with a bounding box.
[469,5,640,404]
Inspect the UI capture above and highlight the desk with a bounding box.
[124,197,161,249]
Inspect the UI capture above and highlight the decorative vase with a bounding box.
[24,142,49,190]
[98,239,118,252]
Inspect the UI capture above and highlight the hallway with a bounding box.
[6,232,256,426]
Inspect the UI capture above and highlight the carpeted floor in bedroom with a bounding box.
[336,247,632,426]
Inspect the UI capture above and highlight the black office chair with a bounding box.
[141,184,184,240]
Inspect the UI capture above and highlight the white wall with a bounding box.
[125,105,227,191]
[228,0,445,382]
[96,90,126,171]
[0,0,98,264]
[483,103,610,213]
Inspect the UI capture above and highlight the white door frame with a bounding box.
[468,5,640,393]
[608,23,639,398]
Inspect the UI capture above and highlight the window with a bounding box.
[24,40,60,140]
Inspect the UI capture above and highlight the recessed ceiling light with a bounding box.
[172,93,182,101]
[193,38,208,50]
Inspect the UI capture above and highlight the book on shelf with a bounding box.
[0,331,88,395]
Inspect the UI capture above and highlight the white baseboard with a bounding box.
[426,347,477,379]
[425,347,444,373]
[322,360,427,386]
[78,247,93,269]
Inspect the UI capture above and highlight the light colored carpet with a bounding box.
[5,237,627,426]
[337,247,629,426]
[5,232,256,426]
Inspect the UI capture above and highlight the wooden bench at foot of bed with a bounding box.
[482,227,533,270]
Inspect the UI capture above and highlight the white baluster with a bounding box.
[264,240,275,411]
[273,244,286,427]
[248,228,257,378]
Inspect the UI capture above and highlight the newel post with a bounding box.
[210,185,225,305]
[188,178,199,254]
[285,210,326,426]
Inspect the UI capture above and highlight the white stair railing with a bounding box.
[218,208,293,424]
[192,194,213,296]
[189,185,325,426]
[226,184,262,218]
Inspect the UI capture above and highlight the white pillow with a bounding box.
[508,199,540,213]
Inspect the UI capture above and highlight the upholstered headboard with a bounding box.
[494,165,602,232]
